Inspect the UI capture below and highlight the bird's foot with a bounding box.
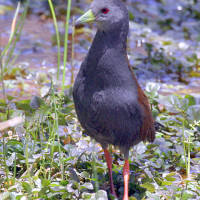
[123,159,129,200]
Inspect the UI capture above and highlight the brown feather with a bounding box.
[127,62,155,143]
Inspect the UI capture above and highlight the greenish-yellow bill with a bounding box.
[74,9,95,26]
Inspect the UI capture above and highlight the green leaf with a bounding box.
[41,179,51,187]
[95,190,108,199]
[141,182,155,192]
[169,95,179,106]
[165,177,176,181]
[32,188,41,194]
[129,197,137,200]
[146,144,158,149]
[185,95,196,106]
[154,178,162,186]
[181,190,192,200]
[179,98,189,110]
[80,171,90,178]
[82,182,93,190]
[96,167,105,174]
[187,105,200,122]
[146,82,160,93]
[15,100,31,111]
[183,179,195,185]
[6,139,23,147]
[58,113,67,125]
[30,96,46,109]
[0,192,10,200]
[162,40,172,45]
[0,99,6,106]
[158,95,180,113]
[6,95,15,101]
[161,181,172,186]
[60,180,68,186]
[16,195,23,200]
[6,140,23,153]
[128,11,135,20]
[165,172,176,177]
[68,168,80,182]
[21,182,32,195]
[0,5,14,15]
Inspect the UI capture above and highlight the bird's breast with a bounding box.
[73,51,146,147]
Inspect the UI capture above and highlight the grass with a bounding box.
[62,0,72,95]
[0,44,6,101]
[48,0,72,94]
[48,0,61,80]
[2,1,29,71]
[70,16,75,85]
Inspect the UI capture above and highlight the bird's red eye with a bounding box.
[101,8,109,14]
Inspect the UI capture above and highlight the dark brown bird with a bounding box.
[73,0,155,199]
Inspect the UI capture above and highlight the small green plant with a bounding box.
[147,83,200,178]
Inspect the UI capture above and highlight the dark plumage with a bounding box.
[73,0,155,199]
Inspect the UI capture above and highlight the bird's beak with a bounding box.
[74,9,95,26]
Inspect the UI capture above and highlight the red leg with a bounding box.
[123,159,129,200]
[103,149,117,197]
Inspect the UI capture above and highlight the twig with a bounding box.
[0,116,25,132]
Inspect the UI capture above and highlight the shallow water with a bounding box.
[1,0,200,100]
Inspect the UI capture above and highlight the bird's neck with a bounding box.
[82,22,136,90]
[89,22,129,57]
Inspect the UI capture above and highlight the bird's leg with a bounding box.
[123,159,129,200]
[103,149,117,197]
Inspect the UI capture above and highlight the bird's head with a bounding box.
[74,0,128,32]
